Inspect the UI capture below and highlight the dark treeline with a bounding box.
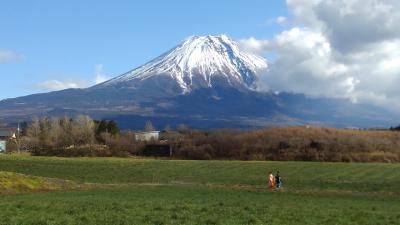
[13,116,400,162]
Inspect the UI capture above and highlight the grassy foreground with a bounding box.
[0,154,399,225]
[0,171,92,195]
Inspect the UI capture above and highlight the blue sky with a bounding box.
[0,0,288,100]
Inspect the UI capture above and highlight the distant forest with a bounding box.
[7,116,400,163]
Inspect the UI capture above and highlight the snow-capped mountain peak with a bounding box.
[97,35,267,93]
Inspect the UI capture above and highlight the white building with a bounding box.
[135,131,160,142]
[0,128,16,152]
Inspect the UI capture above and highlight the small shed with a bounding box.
[142,144,172,157]
[0,128,16,152]
[135,131,160,142]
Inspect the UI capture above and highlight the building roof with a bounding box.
[135,131,160,135]
[0,128,16,137]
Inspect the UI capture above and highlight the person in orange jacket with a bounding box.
[268,171,276,189]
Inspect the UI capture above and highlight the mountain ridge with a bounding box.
[0,35,397,128]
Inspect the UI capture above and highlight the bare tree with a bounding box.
[50,117,62,148]
[74,115,95,145]
[39,117,51,147]
[144,121,156,132]
[164,124,172,132]
[177,124,189,132]
[25,117,41,150]
[26,117,41,139]
[59,116,74,147]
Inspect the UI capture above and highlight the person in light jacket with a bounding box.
[268,171,276,189]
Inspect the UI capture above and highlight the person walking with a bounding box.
[268,171,276,189]
[275,171,283,190]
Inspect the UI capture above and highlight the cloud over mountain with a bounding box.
[94,64,109,84]
[38,79,89,91]
[38,64,110,91]
[241,0,400,110]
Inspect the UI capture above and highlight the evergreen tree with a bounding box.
[107,120,120,135]
[96,120,108,135]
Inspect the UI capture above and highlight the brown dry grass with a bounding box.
[173,126,400,162]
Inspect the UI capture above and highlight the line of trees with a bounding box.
[20,116,140,156]
[172,127,400,162]
[13,116,400,162]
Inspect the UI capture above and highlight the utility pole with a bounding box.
[17,122,20,154]
[105,127,109,145]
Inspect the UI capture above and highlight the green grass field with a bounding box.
[0,154,399,225]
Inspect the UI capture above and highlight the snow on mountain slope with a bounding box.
[96,35,267,93]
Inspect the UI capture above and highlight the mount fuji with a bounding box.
[96,35,267,93]
[0,35,396,129]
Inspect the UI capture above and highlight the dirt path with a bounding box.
[87,180,400,198]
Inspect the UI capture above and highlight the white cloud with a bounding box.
[240,0,400,110]
[94,64,109,84]
[239,37,269,55]
[0,50,23,63]
[287,0,400,52]
[38,64,111,91]
[276,16,288,25]
[248,27,356,99]
[38,79,89,91]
